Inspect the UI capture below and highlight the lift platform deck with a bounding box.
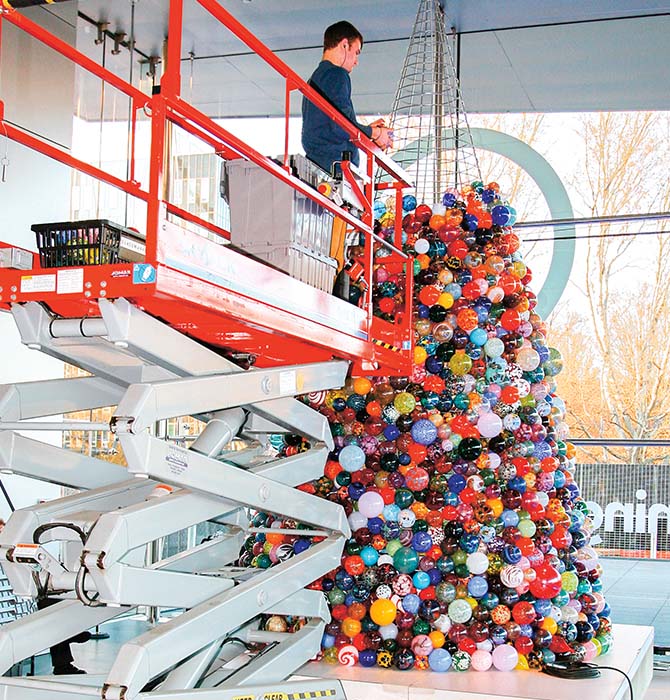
[0,220,409,374]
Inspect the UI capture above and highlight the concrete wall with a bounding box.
[0,4,77,515]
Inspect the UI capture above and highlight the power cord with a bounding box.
[542,661,634,700]
[74,565,104,607]
[221,636,256,651]
[593,664,634,700]
[33,522,87,544]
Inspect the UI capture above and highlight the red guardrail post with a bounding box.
[162,0,183,100]
[146,95,167,262]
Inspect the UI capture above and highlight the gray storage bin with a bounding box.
[225,158,337,292]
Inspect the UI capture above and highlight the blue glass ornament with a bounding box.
[338,444,366,472]
[412,531,433,553]
[412,571,431,590]
[428,648,452,672]
[491,205,510,226]
[467,575,489,598]
[411,419,438,446]
[368,517,384,534]
[402,194,417,212]
[442,192,457,208]
[448,474,466,493]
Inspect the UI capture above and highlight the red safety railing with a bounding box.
[0,8,151,202]
[0,0,415,371]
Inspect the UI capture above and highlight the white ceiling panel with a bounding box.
[446,0,670,32]
[459,14,670,112]
[41,0,670,118]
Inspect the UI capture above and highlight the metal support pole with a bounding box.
[145,538,162,625]
[515,210,670,229]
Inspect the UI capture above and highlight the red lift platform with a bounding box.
[0,0,415,377]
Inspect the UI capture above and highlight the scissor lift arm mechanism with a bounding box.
[0,299,349,700]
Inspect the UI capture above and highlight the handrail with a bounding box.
[0,0,415,372]
[195,0,414,187]
[192,0,412,358]
[165,202,231,241]
[164,96,372,235]
[1,0,406,243]
[0,120,149,201]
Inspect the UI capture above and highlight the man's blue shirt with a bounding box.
[301,60,372,173]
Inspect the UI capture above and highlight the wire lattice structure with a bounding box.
[387,0,481,204]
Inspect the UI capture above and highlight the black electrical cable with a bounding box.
[542,661,600,679]
[1,118,71,151]
[592,664,635,700]
[221,636,255,651]
[542,661,634,700]
[169,10,670,61]
[454,10,670,36]
[74,565,103,607]
[202,638,279,684]
[0,479,15,513]
[33,522,86,545]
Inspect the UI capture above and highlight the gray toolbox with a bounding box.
[225,156,338,292]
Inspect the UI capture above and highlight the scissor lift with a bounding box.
[0,2,414,699]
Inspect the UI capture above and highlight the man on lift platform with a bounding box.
[301,21,393,174]
[301,21,393,290]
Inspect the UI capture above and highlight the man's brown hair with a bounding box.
[324,21,364,51]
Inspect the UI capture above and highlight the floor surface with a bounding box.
[16,617,668,699]
[9,555,670,699]
[600,557,670,648]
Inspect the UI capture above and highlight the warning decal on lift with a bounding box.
[231,695,254,700]
[57,268,84,294]
[288,691,336,699]
[371,338,401,353]
[279,370,297,396]
[262,694,288,700]
[166,444,188,476]
[20,274,56,294]
[133,263,156,284]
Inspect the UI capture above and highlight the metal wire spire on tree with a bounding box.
[387,0,481,204]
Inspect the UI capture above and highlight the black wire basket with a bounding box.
[32,219,143,268]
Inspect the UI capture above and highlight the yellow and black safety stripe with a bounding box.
[3,0,56,8]
[289,690,336,700]
[2,0,56,10]
[372,338,401,353]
